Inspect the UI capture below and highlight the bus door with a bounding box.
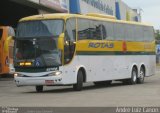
[64,18,76,65]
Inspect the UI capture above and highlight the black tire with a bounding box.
[137,67,145,84]
[36,86,43,92]
[73,70,83,91]
[130,67,138,84]
[94,81,112,86]
[124,67,137,85]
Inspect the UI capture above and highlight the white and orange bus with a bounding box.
[14,13,155,92]
[0,26,15,75]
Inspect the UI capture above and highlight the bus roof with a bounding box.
[19,13,75,22]
[19,13,153,27]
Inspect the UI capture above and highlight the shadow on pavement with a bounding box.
[25,82,133,94]
[0,74,14,81]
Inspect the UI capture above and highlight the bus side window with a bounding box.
[134,25,143,42]
[99,24,106,40]
[64,18,76,64]
[125,24,135,41]
[104,22,114,40]
[89,20,102,40]
[114,23,125,41]
[143,26,154,42]
[78,19,90,40]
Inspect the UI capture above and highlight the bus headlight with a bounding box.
[14,73,24,77]
[14,73,18,77]
[48,71,62,76]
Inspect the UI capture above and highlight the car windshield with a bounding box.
[16,19,64,38]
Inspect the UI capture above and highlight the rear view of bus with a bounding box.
[0,26,15,75]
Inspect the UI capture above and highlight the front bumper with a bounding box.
[7,64,15,74]
[14,72,63,86]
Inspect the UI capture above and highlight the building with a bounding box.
[0,0,141,28]
[70,0,141,22]
[0,0,69,27]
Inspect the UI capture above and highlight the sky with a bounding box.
[123,0,160,30]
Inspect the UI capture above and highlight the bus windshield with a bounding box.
[15,38,62,67]
[14,20,64,67]
[16,19,64,38]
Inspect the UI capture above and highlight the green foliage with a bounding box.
[155,30,160,40]
[155,30,160,44]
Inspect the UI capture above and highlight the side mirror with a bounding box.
[58,33,64,50]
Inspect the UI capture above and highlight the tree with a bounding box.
[155,30,160,44]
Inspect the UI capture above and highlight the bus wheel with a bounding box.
[130,67,138,85]
[36,86,43,92]
[73,70,83,91]
[137,67,145,84]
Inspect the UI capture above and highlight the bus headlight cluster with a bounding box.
[48,71,62,76]
[14,73,24,77]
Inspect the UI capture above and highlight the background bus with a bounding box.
[14,13,155,92]
[0,26,15,75]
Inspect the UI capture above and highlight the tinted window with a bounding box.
[149,27,155,41]
[114,23,125,40]
[0,29,3,40]
[15,38,61,67]
[134,25,144,41]
[78,19,90,40]
[78,19,154,42]
[144,26,154,41]
[103,22,114,40]
[89,20,104,40]
[78,19,106,40]
[125,24,144,41]
[125,24,135,41]
[64,18,76,64]
[16,20,64,38]
[66,18,76,41]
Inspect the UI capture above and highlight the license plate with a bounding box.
[45,80,54,85]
